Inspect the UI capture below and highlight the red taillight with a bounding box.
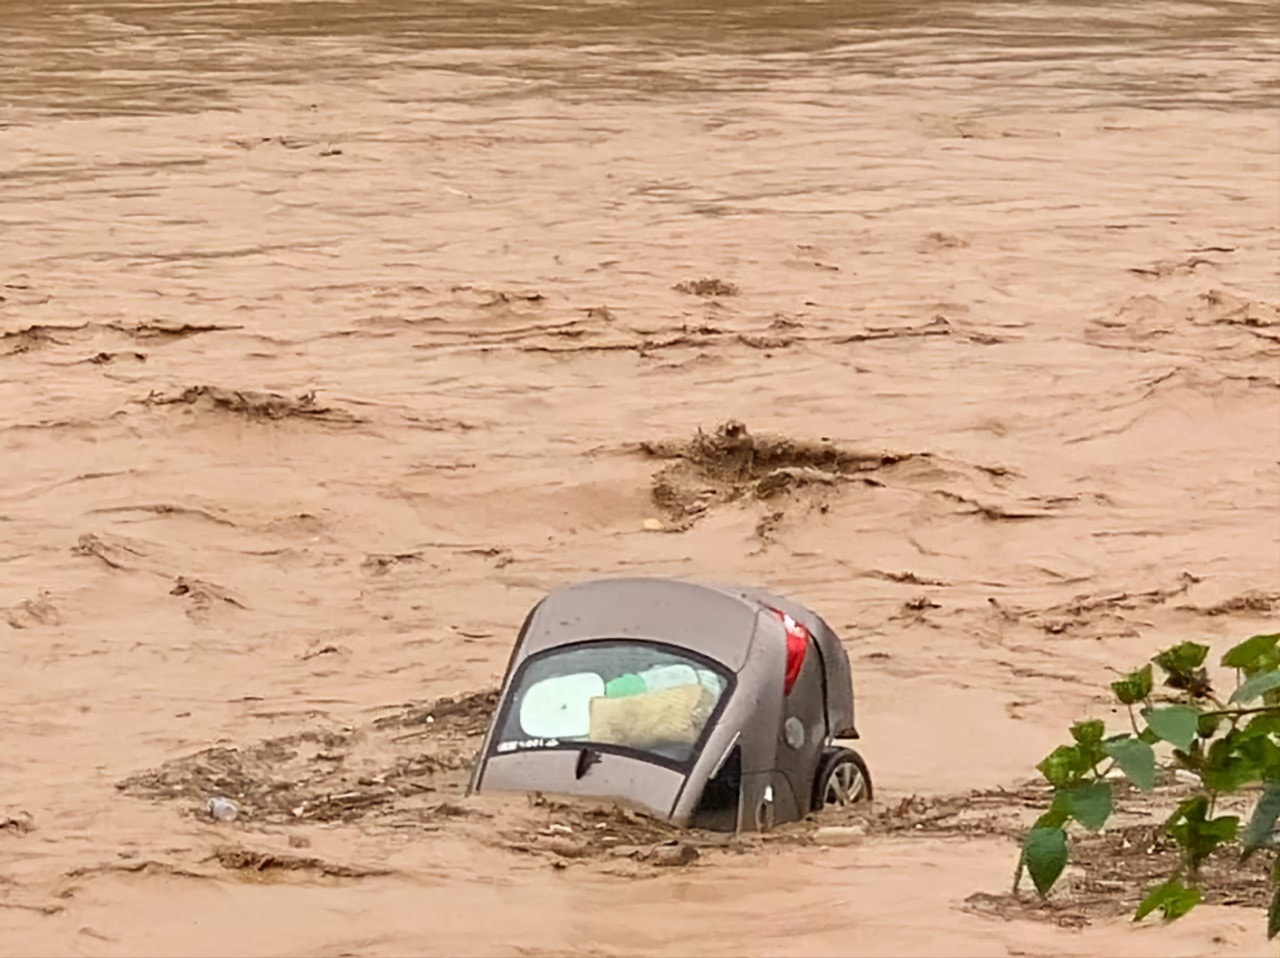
[768,607,809,696]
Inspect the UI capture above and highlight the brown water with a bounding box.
[2,0,1279,954]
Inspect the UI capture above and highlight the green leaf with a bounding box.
[1071,720,1106,746]
[1104,737,1157,791]
[1070,720,1108,768]
[1197,711,1225,737]
[1201,733,1266,793]
[1231,669,1280,704]
[1245,712,1280,739]
[1034,808,1068,829]
[1034,791,1071,829]
[1154,642,1215,698]
[1224,633,1280,672]
[1063,781,1112,831]
[1135,877,1202,923]
[1162,886,1201,921]
[1111,664,1153,705]
[1037,745,1089,787]
[1205,815,1238,845]
[1200,722,1278,792]
[1270,887,1280,940]
[1243,718,1280,783]
[1023,827,1068,898]
[1145,705,1201,751]
[1167,796,1239,872]
[1166,795,1209,828]
[1154,641,1210,675]
[1243,781,1280,861]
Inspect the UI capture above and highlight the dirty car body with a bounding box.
[468,577,870,830]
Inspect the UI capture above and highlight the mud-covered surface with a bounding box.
[813,784,1274,926]
[117,691,496,825]
[1,0,1278,954]
[113,686,1277,928]
[113,689,745,876]
[960,798,1274,929]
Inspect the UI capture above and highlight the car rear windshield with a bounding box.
[492,641,732,766]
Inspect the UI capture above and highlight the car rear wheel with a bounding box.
[811,747,872,811]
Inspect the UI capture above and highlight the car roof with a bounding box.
[515,577,763,671]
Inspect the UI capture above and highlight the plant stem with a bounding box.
[1202,705,1280,719]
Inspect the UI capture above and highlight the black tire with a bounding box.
[811,747,872,812]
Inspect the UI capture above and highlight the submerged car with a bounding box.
[468,577,871,831]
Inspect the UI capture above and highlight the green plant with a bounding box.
[1015,633,1280,935]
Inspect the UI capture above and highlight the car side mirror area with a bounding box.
[689,744,742,831]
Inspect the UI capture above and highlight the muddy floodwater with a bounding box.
[1,0,1278,954]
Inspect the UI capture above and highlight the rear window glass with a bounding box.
[493,641,731,765]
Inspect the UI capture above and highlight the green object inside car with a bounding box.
[605,673,646,698]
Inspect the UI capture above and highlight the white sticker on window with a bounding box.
[519,672,605,739]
